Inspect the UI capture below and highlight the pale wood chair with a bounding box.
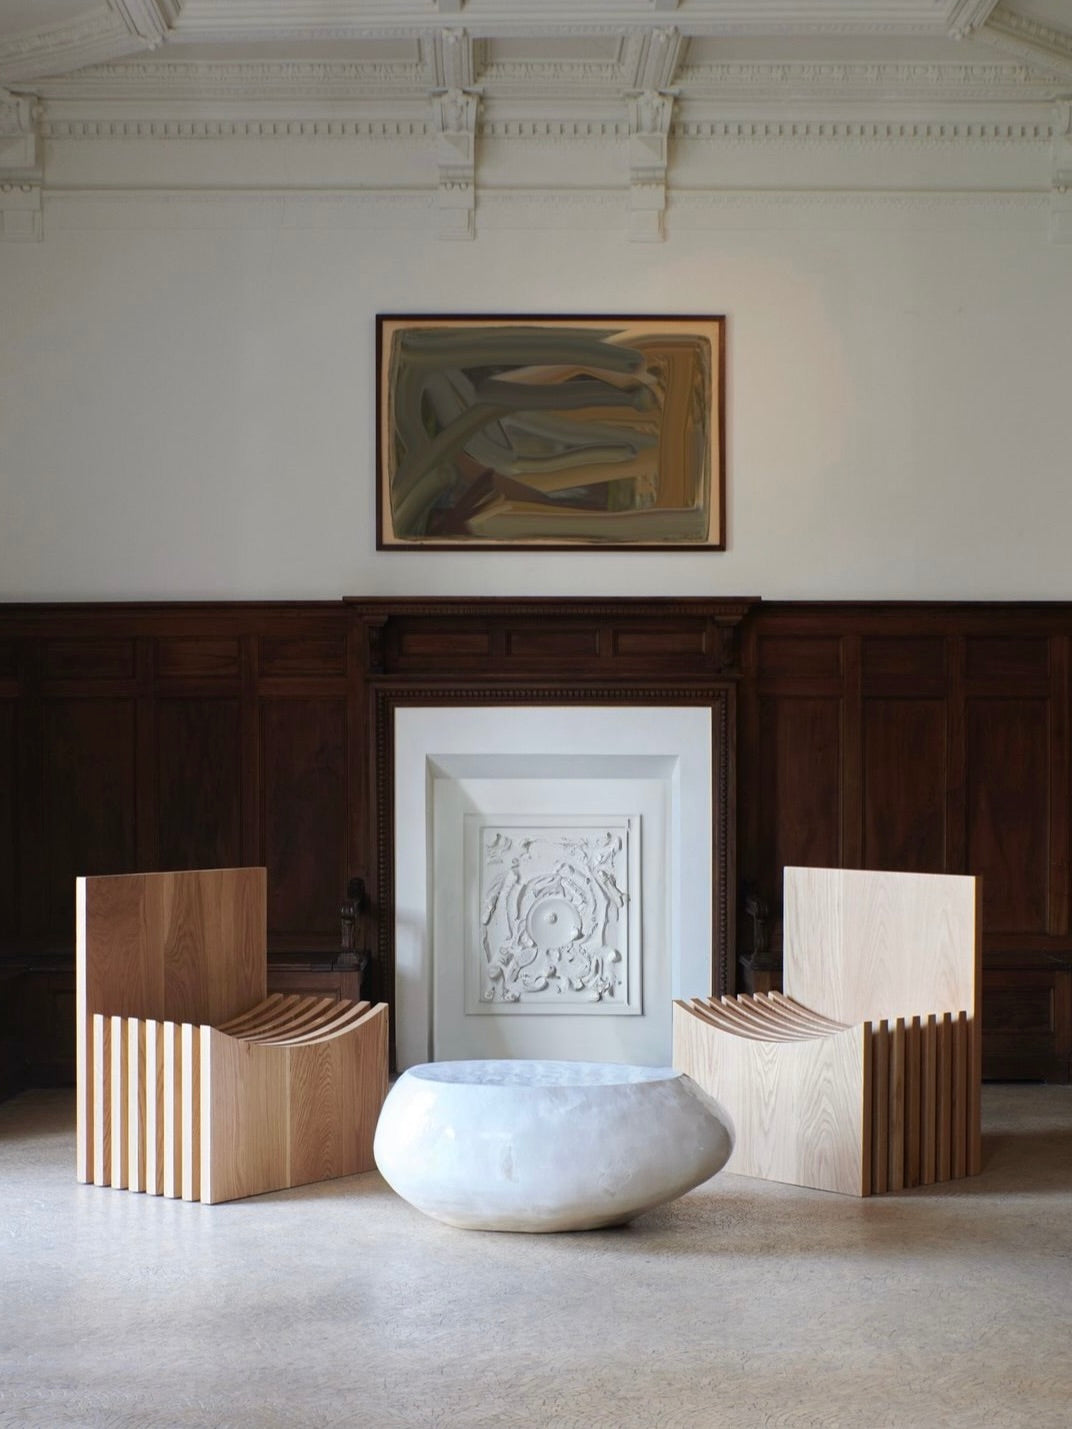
[673,866,981,1196]
[76,867,388,1204]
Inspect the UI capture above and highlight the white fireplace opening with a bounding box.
[394,706,712,1070]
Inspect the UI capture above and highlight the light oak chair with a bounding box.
[76,866,388,1204]
[673,866,981,1196]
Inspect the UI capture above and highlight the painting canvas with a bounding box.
[377,315,724,550]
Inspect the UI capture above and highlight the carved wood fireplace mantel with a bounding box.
[346,597,757,1061]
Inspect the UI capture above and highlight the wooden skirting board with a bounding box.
[76,868,389,1205]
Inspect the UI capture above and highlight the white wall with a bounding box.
[1,195,1069,601]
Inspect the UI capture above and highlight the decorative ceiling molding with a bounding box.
[0,5,143,83]
[431,85,480,238]
[0,84,40,239]
[629,26,687,91]
[35,106,1054,145]
[431,28,480,90]
[627,88,675,239]
[946,0,1003,40]
[30,53,1066,106]
[674,58,1058,101]
[110,0,181,47]
[0,1,183,83]
[1052,97,1072,239]
[976,5,1072,79]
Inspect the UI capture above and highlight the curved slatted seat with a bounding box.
[217,995,290,1035]
[689,997,824,1042]
[76,867,389,1205]
[230,996,339,1042]
[248,1000,375,1045]
[716,996,832,1040]
[674,867,981,1197]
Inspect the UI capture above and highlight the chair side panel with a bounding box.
[673,1002,868,1196]
[287,1004,389,1187]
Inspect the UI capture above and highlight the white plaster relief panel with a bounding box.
[465,815,641,1016]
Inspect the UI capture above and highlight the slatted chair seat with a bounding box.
[673,867,981,1197]
[77,867,389,1205]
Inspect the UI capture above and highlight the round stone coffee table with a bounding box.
[373,1059,734,1233]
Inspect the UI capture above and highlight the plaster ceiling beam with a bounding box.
[627,88,676,241]
[629,26,688,92]
[430,83,480,240]
[973,5,1072,82]
[428,27,481,91]
[0,1,180,85]
[0,85,40,239]
[945,0,1002,40]
[158,1,972,45]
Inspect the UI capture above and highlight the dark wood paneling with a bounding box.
[861,636,945,686]
[612,627,707,658]
[982,966,1071,1082]
[863,699,947,871]
[41,640,135,681]
[156,698,242,871]
[157,638,241,680]
[966,637,1049,687]
[505,627,599,659]
[3,597,1072,1086]
[757,696,842,887]
[261,698,347,936]
[42,699,137,929]
[398,629,490,661]
[756,635,841,681]
[0,704,14,937]
[259,636,346,679]
[966,699,1049,934]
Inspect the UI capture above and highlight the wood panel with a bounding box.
[42,699,137,930]
[3,597,1072,1090]
[156,698,242,872]
[0,703,14,938]
[965,699,1050,934]
[757,696,842,882]
[261,699,347,936]
[862,699,946,871]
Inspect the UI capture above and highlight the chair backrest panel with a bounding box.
[782,866,979,1026]
[77,867,266,1027]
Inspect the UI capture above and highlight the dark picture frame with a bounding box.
[376,314,725,551]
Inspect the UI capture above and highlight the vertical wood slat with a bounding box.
[162,1020,182,1199]
[888,1017,906,1192]
[952,1010,969,1180]
[181,1023,201,1203]
[870,1020,889,1195]
[144,1020,164,1196]
[127,1018,146,1194]
[905,1015,922,1189]
[92,1013,110,1187]
[921,1013,937,1186]
[109,1015,128,1190]
[936,1012,953,1182]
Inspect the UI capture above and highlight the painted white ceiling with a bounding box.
[1,0,1071,96]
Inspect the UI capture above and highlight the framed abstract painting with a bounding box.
[376,314,725,550]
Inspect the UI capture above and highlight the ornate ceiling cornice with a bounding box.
[976,5,1072,79]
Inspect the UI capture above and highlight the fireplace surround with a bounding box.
[348,598,755,1065]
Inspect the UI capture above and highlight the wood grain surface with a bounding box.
[674,868,981,1196]
[77,868,388,1204]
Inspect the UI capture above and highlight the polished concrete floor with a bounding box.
[1,1084,1071,1429]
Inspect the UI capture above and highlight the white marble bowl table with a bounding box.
[373,1059,734,1233]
